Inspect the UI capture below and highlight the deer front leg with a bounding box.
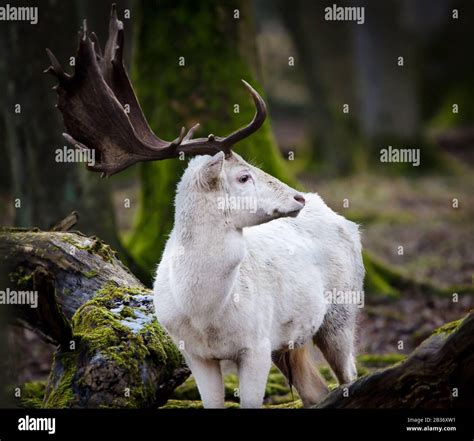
[237,342,272,408]
[185,354,225,408]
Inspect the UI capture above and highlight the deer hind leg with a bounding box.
[313,306,358,385]
[272,344,329,407]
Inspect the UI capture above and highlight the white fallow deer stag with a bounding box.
[46,5,364,409]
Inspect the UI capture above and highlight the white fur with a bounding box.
[153,152,364,408]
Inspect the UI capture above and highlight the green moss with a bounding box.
[432,317,464,336]
[357,353,407,368]
[120,306,136,319]
[318,365,335,383]
[429,88,474,129]
[45,282,183,408]
[172,377,200,401]
[161,399,204,409]
[356,365,370,378]
[44,351,76,408]
[172,374,243,402]
[19,380,47,408]
[84,270,98,279]
[265,367,292,398]
[161,399,240,409]
[9,269,33,287]
[161,399,303,409]
[363,251,463,299]
[265,400,303,409]
[62,234,85,249]
[265,383,289,396]
[363,252,400,298]
[62,234,118,264]
[267,392,296,405]
[86,238,118,263]
[345,210,415,226]
[72,284,180,372]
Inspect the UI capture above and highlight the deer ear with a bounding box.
[201,151,225,186]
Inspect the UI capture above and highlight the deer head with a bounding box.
[175,152,305,230]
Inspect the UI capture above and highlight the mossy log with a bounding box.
[317,312,474,409]
[0,227,189,408]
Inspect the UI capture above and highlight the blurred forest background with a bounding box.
[0,0,473,407]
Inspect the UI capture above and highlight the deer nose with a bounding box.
[294,194,306,206]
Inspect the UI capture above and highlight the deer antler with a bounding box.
[45,4,266,177]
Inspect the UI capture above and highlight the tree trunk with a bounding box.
[0,0,138,273]
[317,312,474,409]
[0,224,188,408]
[128,0,297,275]
[277,0,442,174]
[277,0,356,173]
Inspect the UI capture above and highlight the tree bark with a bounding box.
[0,0,144,279]
[317,312,474,409]
[0,226,188,408]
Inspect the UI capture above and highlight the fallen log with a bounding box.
[0,227,189,408]
[317,312,474,409]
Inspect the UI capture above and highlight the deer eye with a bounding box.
[238,174,251,184]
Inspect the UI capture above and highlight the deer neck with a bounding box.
[171,192,246,312]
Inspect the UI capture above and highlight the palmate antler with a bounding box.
[45,4,267,177]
